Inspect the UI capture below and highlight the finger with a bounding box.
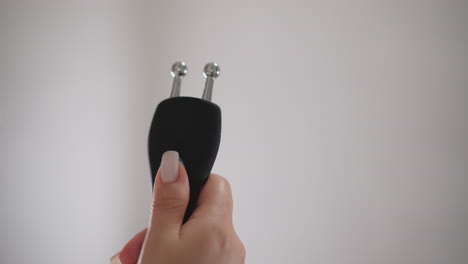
[148,150,189,239]
[190,174,233,223]
[110,228,148,264]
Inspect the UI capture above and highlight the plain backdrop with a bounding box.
[1,1,467,263]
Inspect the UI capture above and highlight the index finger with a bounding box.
[189,174,233,223]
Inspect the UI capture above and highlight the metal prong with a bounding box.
[202,63,220,101]
[170,61,188,97]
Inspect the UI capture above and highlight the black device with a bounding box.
[148,62,221,222]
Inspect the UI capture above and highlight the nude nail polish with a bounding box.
[161,151,179,183]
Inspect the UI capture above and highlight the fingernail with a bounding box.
[110,252,122,264]
[161,150,179,183]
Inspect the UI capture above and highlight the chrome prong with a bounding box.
[170,61,188,97]
[202,63,220,101]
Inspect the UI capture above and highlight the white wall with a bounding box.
[1,1,467,263]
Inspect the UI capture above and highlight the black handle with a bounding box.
[148,96,222,222]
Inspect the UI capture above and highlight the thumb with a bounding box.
[148,150,189,239]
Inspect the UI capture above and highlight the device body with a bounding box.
[148,96,221,222]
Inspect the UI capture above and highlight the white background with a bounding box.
[1,1,467,263]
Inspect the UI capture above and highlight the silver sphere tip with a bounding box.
[203,63,220,78]
[171,61,188,77]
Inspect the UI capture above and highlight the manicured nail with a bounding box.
[161,151,179,183]
[110,252,121,264]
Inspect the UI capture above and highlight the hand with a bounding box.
[111,151,245,264]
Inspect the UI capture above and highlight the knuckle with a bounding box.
[238,240,246,259]
[152,195,185,212]
[216,175,231,190]
[214,175,233,202]
[210,173,229,186]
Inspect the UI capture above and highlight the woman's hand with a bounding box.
[111,151,245,264]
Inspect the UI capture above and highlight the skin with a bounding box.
[111,162,245,264]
